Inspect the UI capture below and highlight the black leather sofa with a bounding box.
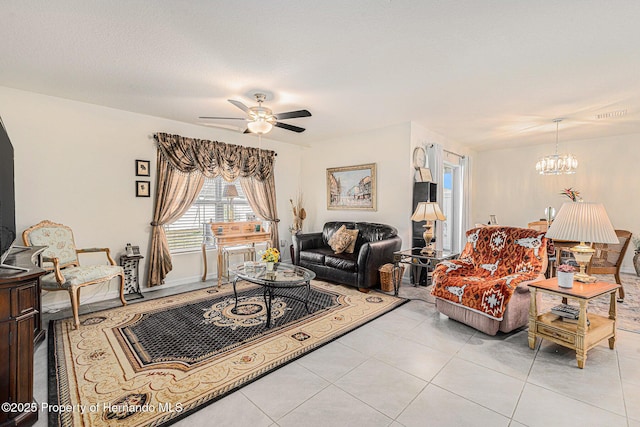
[292,221,402,290]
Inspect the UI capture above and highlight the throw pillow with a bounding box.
[328,225,353,254]
[344,229,359,254]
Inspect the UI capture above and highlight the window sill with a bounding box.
[169,247,216,256]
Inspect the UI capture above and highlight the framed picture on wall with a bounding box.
[136,159,150,176]
[418,168,433,182]
[136,181,150,197]
[326,163,377,210]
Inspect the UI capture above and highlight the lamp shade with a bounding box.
[222,184,239,198]
[411,202,446,222]
[545,202,618,244]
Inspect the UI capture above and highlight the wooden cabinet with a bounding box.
[0,247,45,427]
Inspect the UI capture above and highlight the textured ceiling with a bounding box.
[2,1,640,150]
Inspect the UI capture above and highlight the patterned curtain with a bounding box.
[148,133,277,287]
[240,175,280,250]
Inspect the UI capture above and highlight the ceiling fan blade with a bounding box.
[199,116,247,120]
[274,122,306,133]
[228,99,250,113]
[273,110,312,120]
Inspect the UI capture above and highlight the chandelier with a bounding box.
[535,119,578,175]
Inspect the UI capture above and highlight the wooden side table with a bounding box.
[527,278,619,369]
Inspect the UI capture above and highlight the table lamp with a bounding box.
[222,184,239,221]
[411,202,446,255]
[545,201,619,283]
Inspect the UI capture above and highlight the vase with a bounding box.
[634,252,640,277]
[266,262,274,272]
[557,271,574,288]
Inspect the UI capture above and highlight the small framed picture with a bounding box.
[418,168,433,182]
[136,180,150,197]
[131,245,141,256]
[136,159,150,177]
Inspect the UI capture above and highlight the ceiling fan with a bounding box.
[199,93,312,134]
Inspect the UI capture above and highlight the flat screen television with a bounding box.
[0,115,18,269]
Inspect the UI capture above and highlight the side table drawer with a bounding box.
[536,323,575,345]
[13,280,38,317]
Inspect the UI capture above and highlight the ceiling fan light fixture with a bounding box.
[247,118,273,134]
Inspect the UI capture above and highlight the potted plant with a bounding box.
[261,247,280,271]
[557,264,576,288]
[633,236,640,277]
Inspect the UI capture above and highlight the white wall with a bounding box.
[299,121,471,252]
[473,133,640,272]
[300,123,413,246]
[1,86,303,309]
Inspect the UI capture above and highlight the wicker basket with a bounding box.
[379,263,404,293]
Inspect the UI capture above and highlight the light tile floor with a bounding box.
[34,281,640,427]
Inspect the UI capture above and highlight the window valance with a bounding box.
[154,132,276,181]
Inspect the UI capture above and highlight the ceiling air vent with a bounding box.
[596,109,627,119]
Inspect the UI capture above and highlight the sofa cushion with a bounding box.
[328,225,353,254]
[300,248,333,265]
[324,253,358,272]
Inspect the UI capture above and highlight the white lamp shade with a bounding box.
[411,202,446,222]
[545,202,618,244]
[247,119,273,134]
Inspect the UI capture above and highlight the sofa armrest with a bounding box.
[516,274,546,293]
[356,236,402,287]
[77,247,117,265]
[433,259,476,278]
[292,232,324,265]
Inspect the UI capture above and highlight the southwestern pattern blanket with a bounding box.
[431,226,547,320]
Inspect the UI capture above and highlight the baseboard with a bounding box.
[162,275,208,288]
[621,266,636,275]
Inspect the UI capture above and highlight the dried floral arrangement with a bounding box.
[289,191,306,234]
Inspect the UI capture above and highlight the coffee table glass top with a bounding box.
[394,248,458,262]
[234,262,315,287]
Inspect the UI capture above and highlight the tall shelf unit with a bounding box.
[411,181,438,285]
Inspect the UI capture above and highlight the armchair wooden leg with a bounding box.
[358,287,370,293]
[615,272,624,302]
[69,287,80,329]
[118,273,127,306]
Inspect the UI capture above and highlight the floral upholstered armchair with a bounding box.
[431,226,548,335]
[22,220,126,329]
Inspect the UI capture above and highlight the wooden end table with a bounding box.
[527,278,620,369]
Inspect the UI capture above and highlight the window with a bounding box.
[442,162,462,253]
[164,177,256,252]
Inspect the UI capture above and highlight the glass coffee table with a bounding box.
[232,262,316,328]
[391,248,459,296]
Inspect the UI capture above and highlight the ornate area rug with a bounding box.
[540,273,640,333]
[48,280,406,426]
